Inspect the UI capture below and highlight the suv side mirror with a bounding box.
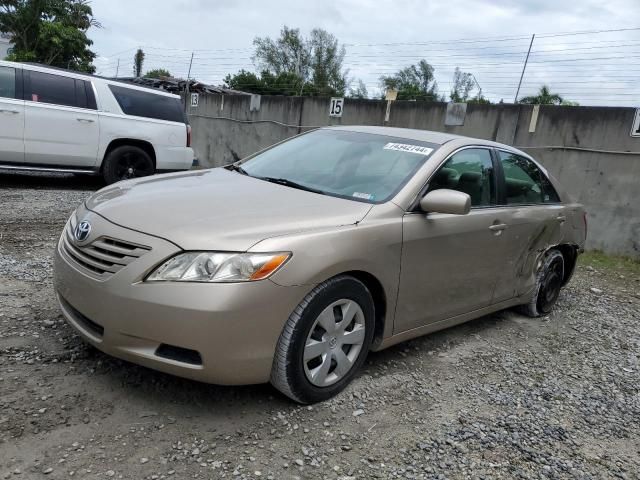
[420,189,471,215]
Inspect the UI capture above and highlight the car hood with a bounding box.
[85,168,372,251]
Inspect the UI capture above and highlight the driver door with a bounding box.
[394,147,510,333]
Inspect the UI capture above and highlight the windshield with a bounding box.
[239,129,439,204]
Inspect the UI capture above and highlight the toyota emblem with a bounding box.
[74,220,92,242]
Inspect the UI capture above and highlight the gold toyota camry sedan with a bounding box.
[54,126,586,403]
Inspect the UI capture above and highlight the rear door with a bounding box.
[395,147,511,333]
[23,70,99,167]
[0,64,24,164]
[491,150,567,302]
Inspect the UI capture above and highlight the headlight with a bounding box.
[146,252,291,283]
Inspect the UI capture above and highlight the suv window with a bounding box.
[26,71,95,109]
[427,148,495,207]
[0,66,16,99]
[498,151,560,204]
[108,85,185,123]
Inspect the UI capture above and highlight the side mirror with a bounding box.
[420,189,471,215]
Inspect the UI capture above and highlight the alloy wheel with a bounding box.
[115,152,154,180]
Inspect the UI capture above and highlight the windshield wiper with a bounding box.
[227,163,249,176]
[259,177,325,195]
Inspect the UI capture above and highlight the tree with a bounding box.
[145,68,171,79]
[450,67,475,102]
[133,48,144,77]
[249,25,348,96]
[0,0,99,73]
[380,60,440,101]
[224,69,308,96]
[519,85,564,105]
[348,79,368,99]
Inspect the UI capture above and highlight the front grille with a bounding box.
[62,222,150,279]
[59,295,104,338]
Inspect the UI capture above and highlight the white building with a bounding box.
[0,34,12,59]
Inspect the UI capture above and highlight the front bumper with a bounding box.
[54,209,310,385]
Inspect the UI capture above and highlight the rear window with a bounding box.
[0,66,16,99]
[26,71,95,109]
[108,85,184,123]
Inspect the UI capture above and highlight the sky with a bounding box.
[88,0,640,106]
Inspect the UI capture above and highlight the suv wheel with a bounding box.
[271,276,375,404]
[518,249,564,317]
[102,145,155,184]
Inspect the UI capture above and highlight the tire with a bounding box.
[518,249,565,317]
[102,145,155,185]
[271,275,375,404]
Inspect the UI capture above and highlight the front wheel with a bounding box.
[102,145,155,185]
[271,276,375,403]
[518,249,565,317]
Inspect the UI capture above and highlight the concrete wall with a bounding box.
[187,95,640,257]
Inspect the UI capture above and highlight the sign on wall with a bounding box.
[631,108,640,137]
[329,97,344,117]
[190,93,199,108]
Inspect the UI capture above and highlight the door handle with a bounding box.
[0,109,19,114]
[76,118,95,123]
[489,223,508,231]
[556,215,566,223]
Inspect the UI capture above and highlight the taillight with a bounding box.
[186,125,192,147]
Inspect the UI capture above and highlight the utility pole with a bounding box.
[184,51,194,112]
[115,58,120,78]
[514,34,535,103]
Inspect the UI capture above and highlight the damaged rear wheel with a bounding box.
[518,249,564,317]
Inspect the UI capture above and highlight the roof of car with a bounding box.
[323,125,466,145]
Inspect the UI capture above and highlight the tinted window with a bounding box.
[498,151,560,204]
[427,148,495,207]
[242,129,438,204]
[28,71,78,107]
[108,85,184,123]
[0,66,16,99]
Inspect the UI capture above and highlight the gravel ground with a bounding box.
[1,170,639,480]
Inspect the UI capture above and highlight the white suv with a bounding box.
[0,60,194,184]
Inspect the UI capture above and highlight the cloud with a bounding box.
[88,0,640,105]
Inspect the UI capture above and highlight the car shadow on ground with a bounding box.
[70,307,521,414]
[0,171,104,191]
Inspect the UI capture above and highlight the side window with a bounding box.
[28,71,78,108]
[498,151,560,204]
[427,148,495,207]
[0,66,16,99]
[108,85,185,123]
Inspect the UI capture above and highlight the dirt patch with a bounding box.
[1,171,639,479]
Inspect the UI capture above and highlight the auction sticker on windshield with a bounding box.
[383,143,434,156]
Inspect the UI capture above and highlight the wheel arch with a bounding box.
[336,270,388,348]
[101,139,156,171]
[553,243,580,286]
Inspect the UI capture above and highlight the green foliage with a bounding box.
[224,69,307,96]
[467,95,491,105]
[133,48,144,77]
[237,25,347,96]
[348,79,368,99]
[380,60,440,101]
[0,0,99,73]
[519,85,565,105]
[450,67,475,102]
[144,68,170,79]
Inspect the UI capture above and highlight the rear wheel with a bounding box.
[102,145,155,184]
[271,276,375,403]
[518,249,564,317]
